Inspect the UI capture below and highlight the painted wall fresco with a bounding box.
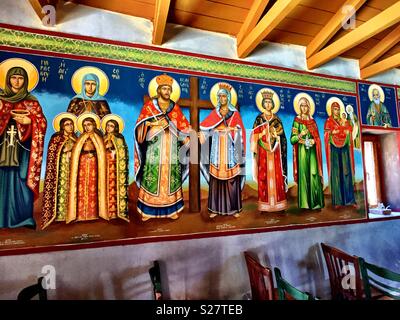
[0,27,370,253]
[358,82,398,128]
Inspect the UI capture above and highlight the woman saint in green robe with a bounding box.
[290,96,324,210]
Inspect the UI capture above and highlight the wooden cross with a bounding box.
[144,76,213,212]
[6,125,18,147]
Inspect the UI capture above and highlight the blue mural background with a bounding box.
[0,51,364,190]
[358,82,398,127]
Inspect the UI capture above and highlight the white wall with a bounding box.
[1,0,400,300]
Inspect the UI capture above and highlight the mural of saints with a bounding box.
[366,84,391,127]
[290,93,324,210]
[199,82,246,218]
[0,58,47,229]
[42,113,77,229]
[251,88,287,212]
[134,74,190,221]
[324,98,357,209]
[101,114,129,222]
[67,66,111,119]
[67,113,108,223]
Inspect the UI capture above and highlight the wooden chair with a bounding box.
[244,251,275,300]
[149,261,163,300]
[17,277,47,300]
[274,267,314,300]
[359,257,400,300]
[320,242,363,300]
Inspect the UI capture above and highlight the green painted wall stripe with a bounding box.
[0,27,357,93]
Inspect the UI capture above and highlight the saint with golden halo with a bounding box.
[324,97,357,209]
[134,74,190,221]
[101,114,129,222]
[366,83,392,127]
[67,66,111,119]
[42,113,78,229]
[251,88,288,212]
[290,92,324,210]
[199,81,246,218]
[67,112,108,223]
[0,58,47,229]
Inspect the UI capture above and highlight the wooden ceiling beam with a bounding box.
[29,0,59,22]
[360,53,400,79]
[237,0,302,59]
[307,1,400,69]
[152,0,171,45]
[306,0,367,58]
[359,24,400,69]
[236,0,270,46]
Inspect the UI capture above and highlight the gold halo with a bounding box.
[0,58,39,92]
[53,112,78,132]
[326,97,345,116]
[101,114,125,134]
[368,84,385,103]
[148,75,181,103]
[209,82,238,108]
[71,66,109,97]
[255,88,280,114]
[77,112,101,133]
[293,92,315,116]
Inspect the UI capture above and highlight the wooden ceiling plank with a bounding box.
[380,44,400,61]
[237,0,270,45]
[207,0,253,10]
[307,1,400,69]
[299,0,353,13]
[276,17,323,37]
[266,29,314,46]
[287,5,334,26]
[359,24,400,69]
[173,0,248,22]
[237,0,303,58]
[170,10,242,35]
[306,0,367,58]
[152,0,171,45]
[360,52,400,79]
[367,0,399,10]
[76,0,155,19]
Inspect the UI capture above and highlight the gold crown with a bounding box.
[261,90,274,100]
[218,82,232,92]
[156,74,173,87]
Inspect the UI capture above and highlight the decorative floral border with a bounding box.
[0,26,357,93]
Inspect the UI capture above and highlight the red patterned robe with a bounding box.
[0,99,47,199]
[67,131,108,223]
[0,99,46,228]
[251,114,287,212]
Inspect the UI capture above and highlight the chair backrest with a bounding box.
[359,257,400,300]
[320,242,363,300]
[244,251,275,300]
[274,267,314,300]
[149,260,163,300]
[17,277,47,300]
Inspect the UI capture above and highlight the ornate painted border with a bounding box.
[0,26,357,94]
